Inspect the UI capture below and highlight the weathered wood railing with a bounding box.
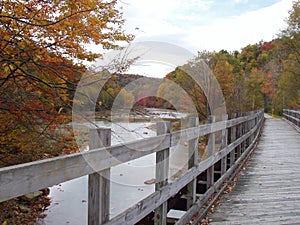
[0,109,264,225]
[283,109,300,129]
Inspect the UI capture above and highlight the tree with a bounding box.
[239,44,261,73]
[0,0,133,165]
[163,67,208,120]
[245,68,264,109]
[197,50,247,113]
[157,78,186,110]
[277,0,300,109]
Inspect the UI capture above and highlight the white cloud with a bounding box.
[128,62,174,78]
[185,0,293,51]
[120,0,181,38]
[120,0,293,53]
[234,0,248,3]
[114,0,294,77]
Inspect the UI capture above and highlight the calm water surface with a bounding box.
[40,114,188,225]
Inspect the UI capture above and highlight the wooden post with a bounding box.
[221,114,228,175]
[207,115,215,189]
[250,111,255,143]
[88,128,111,225]
[230,113,236,168]
[254,111,258,138]
[246,111,251,148]
[154,121,170,225]
[241,112,246,153]
[236,112,242,158]
[186,117,199,209]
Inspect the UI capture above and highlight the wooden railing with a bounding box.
[0,109,265,225]
[283,109,300,129]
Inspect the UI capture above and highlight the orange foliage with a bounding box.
[0,0,132,166]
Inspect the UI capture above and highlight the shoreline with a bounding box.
[0,108,190,224]
[0,189,50,225]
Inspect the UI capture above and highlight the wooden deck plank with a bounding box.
[208,117,300,224]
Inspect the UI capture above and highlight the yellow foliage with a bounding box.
[58,107,63,114]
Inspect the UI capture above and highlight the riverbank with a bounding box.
[0,108,190,225]
[0,189,50,225]
[41,108,191,224]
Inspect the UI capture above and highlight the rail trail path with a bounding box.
[208,117,300,224]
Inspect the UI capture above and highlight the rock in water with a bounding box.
[24,191,43,200]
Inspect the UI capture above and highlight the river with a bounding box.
[38,110,189,225]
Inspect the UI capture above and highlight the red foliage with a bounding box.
[261,41,273,51]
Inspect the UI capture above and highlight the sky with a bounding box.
[100,0,294,77]
[119,0,294,53]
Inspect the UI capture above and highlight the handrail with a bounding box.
[283,109,300,129]
[0,109,265,225]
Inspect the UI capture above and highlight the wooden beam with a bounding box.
[0,134,170,202]
[175,116,264,225]
[207,116,215,189]
[221,114,228,175]
[236,112,242,158]
[103,113,265,225]
[186,117,199,209]
[154,121,170,225]
[88,128,111,225]
[230,113,237,168]
[0,110,265,225]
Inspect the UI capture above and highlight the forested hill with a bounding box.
[113,73,146,86]
[0,0,298,168]
[96,73,166,111]
[102,26,299,116]
[99,25,299,115]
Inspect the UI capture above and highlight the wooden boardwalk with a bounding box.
[208,117,300,224]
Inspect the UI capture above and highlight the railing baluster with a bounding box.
[88,128,111,225]
[250,111,255,143]
[186,117,199,209]
[154,121,170,225]
[240,112,246,154]
[237,112,243,158]
[245,112,250,148]
[283,109,300,129]
[207,115,215,189]
[230,113,237,167]
[221,114,228,175]
[0,109,268,225]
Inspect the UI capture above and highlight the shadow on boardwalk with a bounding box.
[208,117,300,224]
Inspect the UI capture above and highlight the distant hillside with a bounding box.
[113,73,162,87]
[96,73,173,110]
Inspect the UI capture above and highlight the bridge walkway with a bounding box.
[208,117,300,224]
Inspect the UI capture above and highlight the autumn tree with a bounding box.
[0,0,132,166]
[244,68,264,109]
[162,67,208,120]
[202,50,246,113]
[157,77,187,110]
[277,0,300,109]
